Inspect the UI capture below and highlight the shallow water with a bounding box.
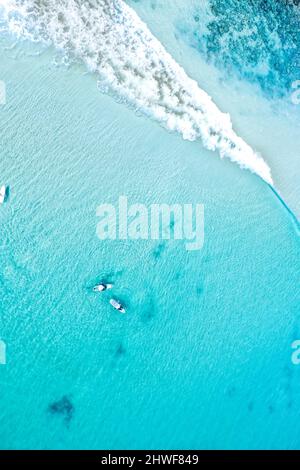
[0,1,299,450]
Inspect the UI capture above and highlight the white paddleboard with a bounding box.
[0,185,6,204]
[110,299,126,314]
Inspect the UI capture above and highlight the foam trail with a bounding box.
[0,0,273,185]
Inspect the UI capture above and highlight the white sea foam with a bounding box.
[0,0,273,184]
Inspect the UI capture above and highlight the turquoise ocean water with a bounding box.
[0,0,300,449]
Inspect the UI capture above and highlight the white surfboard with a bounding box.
[0,185,6,204]
[110,299,126,314]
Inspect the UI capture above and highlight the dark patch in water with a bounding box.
[115,343,126,357]
[247,401,254,412]
[226,386,236,398]
[268,404,275,414]
[48,396,74,426]
[173,271,183,281]
[287,400,293,410]
[143,296,156,321]
[153,242,166,260]
[196,285,204,295]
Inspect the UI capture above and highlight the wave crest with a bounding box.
[0,0,273,184]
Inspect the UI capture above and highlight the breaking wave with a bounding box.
[0,0,273,184]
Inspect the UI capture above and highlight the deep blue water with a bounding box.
[176,0,300,96]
